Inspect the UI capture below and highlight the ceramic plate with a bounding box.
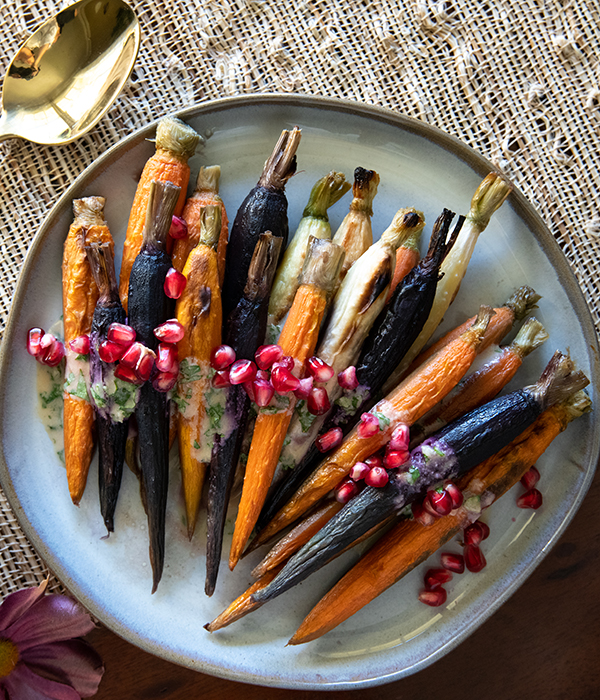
[1,95,598,690]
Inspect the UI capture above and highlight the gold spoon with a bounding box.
[0,0,140,145]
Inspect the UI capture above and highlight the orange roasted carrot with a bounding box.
[289,391,591,644]
[175,206,222,538]
[386,224,421,301]
[62,197,114,505]
[119,116,199,311]
[172,165,229,286]
[402,285,540,379]
[414,317,548,440]
[252,305,494,548]
[228,238,345,570]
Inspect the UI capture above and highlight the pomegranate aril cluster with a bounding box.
[517,466,543,510]
[27,328,66,367]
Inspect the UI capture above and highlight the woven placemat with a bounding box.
[0,0,598,599]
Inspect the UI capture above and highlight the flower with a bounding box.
[0,579,104,699]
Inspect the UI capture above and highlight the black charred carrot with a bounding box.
[221,128,301,320]
[252,351,588,604]
[127,180,180,593]
[205,232,283,596]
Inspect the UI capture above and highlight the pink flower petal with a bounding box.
[2,663,80,700]
[0,581,48,632]
[21,640,103,698]
[5,596,94,652]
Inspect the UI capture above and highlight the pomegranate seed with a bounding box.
[364,454,383,469]
[68,334,90,355]
[337,365,359,390]
[256,369,270,381]
[114,364,141,384]
[255,344,283,370]
[229,359,257,385]
[441,552,465,574]
[253,378,275,407]
[389,423,410,451]
[307,356,334,383]
[517,488,543,509]
[412,499,436,526]
[384,448,409,469]
[464,544,486,572]
[418,588,447,607]
[107,323,136,347]
[424,567,453,590]
[316,427,343,453]
[365,466,389,488]
[212,370,230,388]
[270,365,298,393]
[357,413,380,438]
[350,462,370,481]
[334,478,359,504]
[42,336,66,367]
[294,376,314,400]
[136,351,156,382]
[154,319,185,343]
[98,340,125,363]
[423,496,443,519]
[169,215,188,239]
[274,355,294,371]
[243,379,256,402]
[520,466,541,490]
[26,327,45,357]
[210,344,236,371]
[164,268,187,299]
[153,371,178,392]
[444,481,464,509]
[120,342,144,369]
[464,521,490,545]
[307,386,330,415]
[155,343,178,373]
[428,488,453,516]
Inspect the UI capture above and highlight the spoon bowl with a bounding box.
[0,0,140,145]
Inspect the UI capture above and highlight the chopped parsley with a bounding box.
[40,382,62,409]
[295,399,316,431]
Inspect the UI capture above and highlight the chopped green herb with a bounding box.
[40,383,62,409]
[193,440,201,450]
[374,411,391,430]
[296,399,316,432]
[178,359,202,383]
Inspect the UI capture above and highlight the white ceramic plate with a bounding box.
[1,95,598,690]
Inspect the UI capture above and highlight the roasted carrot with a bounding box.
[402,285,541,379]
[174,206,222,538]
[118,116,199,311]
[386,222,422,301]
[289,389,592,644]
[62,197,114,505]
[171,166,229,286]
[228,237,345,570]
[414,317,548,440]
[251,306,494,549]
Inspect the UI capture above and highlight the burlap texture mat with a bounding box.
[0,0,598,598]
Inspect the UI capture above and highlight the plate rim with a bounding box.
[1,93,599,690]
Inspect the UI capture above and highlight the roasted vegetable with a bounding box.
[290,390,592,644]
[119,116,199,311]
[174,206,222,538]
[228,237,345,570]
[62,196,114,505]
[205,233,283,596]
[254,351,588,604]
[127,180,180,592]
[387,221,422,300]
[221,127,301,320]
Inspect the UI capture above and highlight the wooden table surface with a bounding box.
[85,461,600,700]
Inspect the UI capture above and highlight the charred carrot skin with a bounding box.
[127,180,180,593]
[290,391,592,644]
[228,238,345,570]
[251,306,494,550]
[205,233,283,596]
[222,127,301,320]
[175,206,222,539]
[172,166,230,285]
[62,197,114,505]
[119,116,199,311]
[253,351,589,604]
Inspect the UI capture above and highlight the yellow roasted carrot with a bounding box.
[62,197,114,505]
[175,206,222,538]
[228,238,345,569]
[386,223,422,301]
